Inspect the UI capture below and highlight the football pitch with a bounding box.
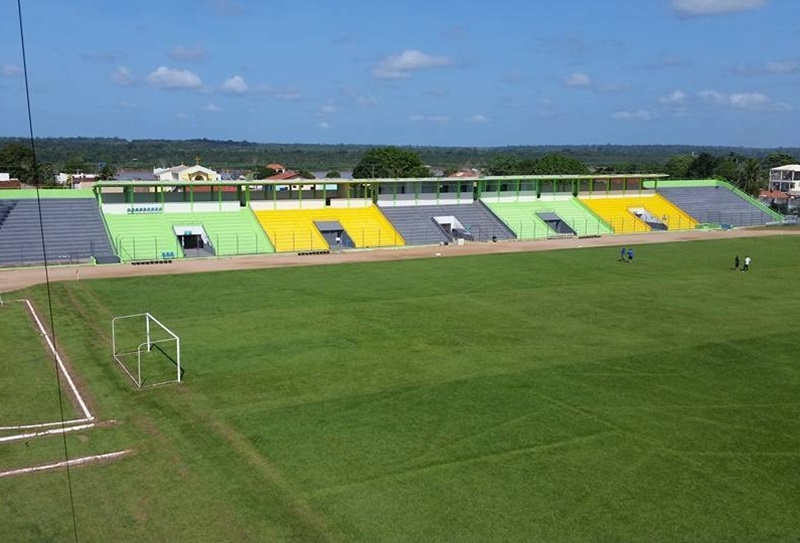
[1,236,799,541]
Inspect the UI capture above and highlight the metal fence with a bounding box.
[693,211,780,227]
[114,232,270,261]
[270,228,406,252]
[0,241,101,267]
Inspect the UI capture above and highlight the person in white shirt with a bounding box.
[743,256,751,272]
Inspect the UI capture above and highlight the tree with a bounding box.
[39,162,57,185]
[296,169,316,180]
[713,158,738,183]
[763,152,797,170]
[686,152,718,179]
[352,147,430,178]
[529,154,589,175]
[664,154,694,179]
[253,166,277,179]
[99,164,117,180]
[0,143,35,183]
[63,155,90,174]
[517,158,540,175]
[486,155,520,176]
[325,170,341,178]
[738,159,763,197]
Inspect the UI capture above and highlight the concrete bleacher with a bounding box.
[481,200,554,239]
[105,209,273,262]
[656,183,780,226]
[580,194,697,234]
[483,198,613,239]
[381,202,515,244]
[255,204,404,252]
[0,198,117,266]
[380,206,460,245]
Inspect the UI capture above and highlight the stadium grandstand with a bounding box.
[0,174,783,268]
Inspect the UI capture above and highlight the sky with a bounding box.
[0,0,797,148]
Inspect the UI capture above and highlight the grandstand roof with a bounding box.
[94,173,667,189]
[770,164,800,172]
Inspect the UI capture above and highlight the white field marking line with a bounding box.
[0,418,93,431]
[16,299,94,421]
[0,449,132,479]
[0,423,96,444]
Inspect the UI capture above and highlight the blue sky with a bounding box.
[0,0,797,147]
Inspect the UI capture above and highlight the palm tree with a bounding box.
[738,159,763,197]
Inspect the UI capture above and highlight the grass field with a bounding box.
[1,236,799,541]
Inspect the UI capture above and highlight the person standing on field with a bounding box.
[743,256,751,272]
[734,255,740,270]
[627,248,634,263]
[620,246,626,262]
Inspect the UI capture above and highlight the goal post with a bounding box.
[112,313,181,387]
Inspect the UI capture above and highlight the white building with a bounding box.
[769,164,800,195]
[153,164,221,182]
[56,172,98,186]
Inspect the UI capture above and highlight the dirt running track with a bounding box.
[1,228,798,294]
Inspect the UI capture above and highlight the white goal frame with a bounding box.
[112,312,181,387]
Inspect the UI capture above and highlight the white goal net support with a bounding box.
[112,313,182,387]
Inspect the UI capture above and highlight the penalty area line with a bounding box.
[14,299,94,421]
[0,422,97,444]
[0,417,93,431]
[0,449,133,479]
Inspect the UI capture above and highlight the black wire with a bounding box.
[16,1,80,541]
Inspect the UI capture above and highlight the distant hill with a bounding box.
[1,137,798,171]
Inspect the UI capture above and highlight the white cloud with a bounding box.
[175,112,190,120]
[466,114,489,123]
[320,104,337,114]
[698,89,790,111]
[373,49,451,79]
[110,65,134,86]
[1,63,22,77]
[201,103,220,112]
[222,75,248,94]
[318,121,330,129]
[612,109,654,121]
[733,59,800,75]
[357,95,379,106]
[765,60,799,73]
[659,89,687,105]
[729,92,770,108]
[565,72,592,87]
[410,114,450,123]
[698,89,725,103]
[270,87,302,101]
[146,66,203,89]
[672,0,768,17]
[169,45,207,61]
